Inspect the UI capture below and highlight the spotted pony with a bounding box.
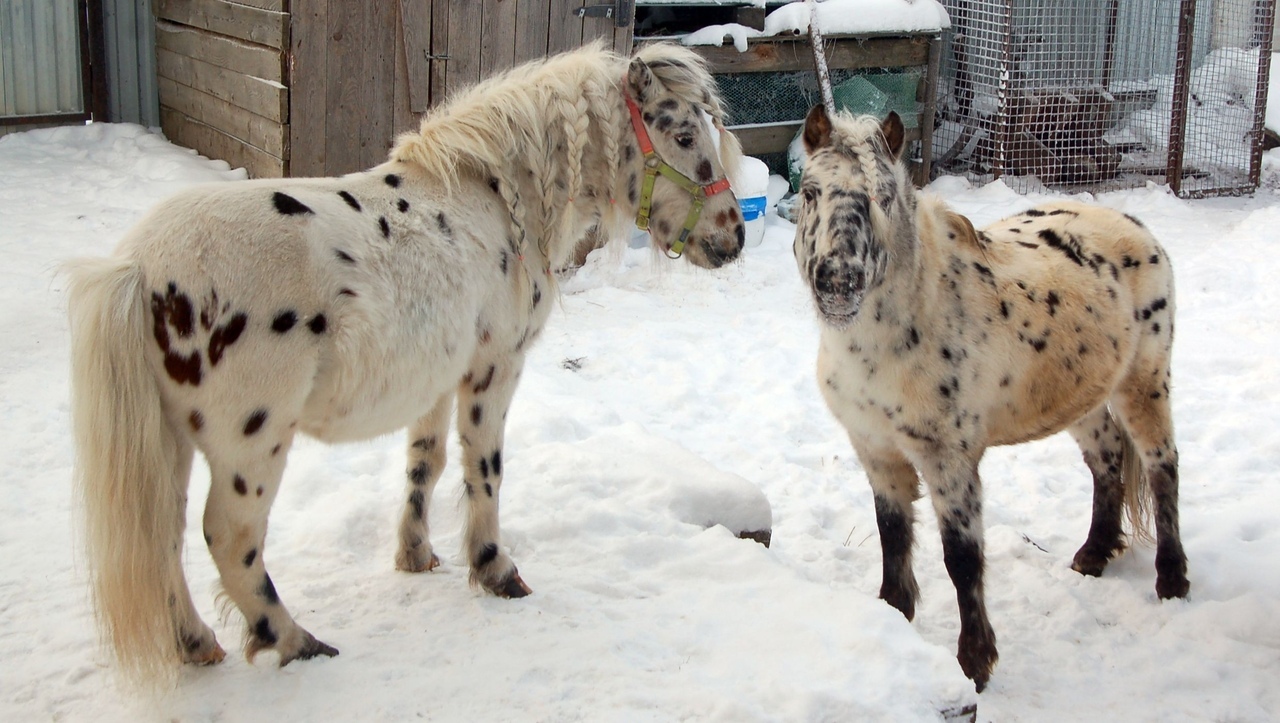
[793,105,1188,691]
[63,41,744,683]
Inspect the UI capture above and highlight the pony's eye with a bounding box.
[675,135,695,149]
[802,189,816,204]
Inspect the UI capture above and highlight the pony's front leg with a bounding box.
[923,456,998,692]
[203,443,338,665]
[852,440,921,620]
[396,394,453,572]
[456,358,531,598]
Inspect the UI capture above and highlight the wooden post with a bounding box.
[1166,0,1197,195]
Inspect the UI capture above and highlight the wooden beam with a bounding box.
[156,19,284,83]
[154,0,287,50]
[159,75,287,157]
[161,105,285,178]
[681,35,933,75]
[729,120,921,156]
[157,47,287,122]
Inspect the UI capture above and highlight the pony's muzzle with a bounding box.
[812,256,867,325]
[688,221,745,268]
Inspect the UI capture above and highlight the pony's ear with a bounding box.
[803,104,833,153]
[946,211,981,248]
[880,111,905,160]
[627,58,655,103]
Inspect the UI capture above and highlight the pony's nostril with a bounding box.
[735,224,745,249]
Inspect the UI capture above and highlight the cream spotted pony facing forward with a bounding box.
[64,41,744,684]
[793,105,1188,691]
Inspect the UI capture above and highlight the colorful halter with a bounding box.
[623,91,733,258]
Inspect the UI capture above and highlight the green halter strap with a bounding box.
[624,91,733,258]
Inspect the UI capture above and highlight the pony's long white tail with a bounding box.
[1119,424,1154,545]
[66,255,185,684]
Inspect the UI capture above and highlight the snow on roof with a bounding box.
[683,0,950,51]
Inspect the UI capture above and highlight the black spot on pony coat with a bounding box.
[244,409,268,436]
[272,192,314,216]
[338,191,362,212]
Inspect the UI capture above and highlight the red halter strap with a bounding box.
[622,91,733,257]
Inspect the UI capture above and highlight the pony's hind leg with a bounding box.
[396,394,453,572]
[170,436,225,665]
[1066,405,1129,577]
[202,435,338,665]
[1112,374,1189,599]
[852,440,922,620]
[457,357,531,598]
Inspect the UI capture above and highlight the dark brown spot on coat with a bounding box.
[309,314,327,334]
[244,409,268,436]
[272,311,297,333]
[384,174,401,188]
[208,313,248,366]
[234,475,248,495]
[397,198,410,213]
[378,216,390,238]
[189,410,204,431]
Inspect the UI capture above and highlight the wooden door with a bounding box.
[410,0,634,114]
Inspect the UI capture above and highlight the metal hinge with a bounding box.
[575,0,632,28]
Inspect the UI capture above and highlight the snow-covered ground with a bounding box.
[3,122,1280,721]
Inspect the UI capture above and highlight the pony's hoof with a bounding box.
[487,570,532,599]
[181,629,226,666]
[186,642,226,666]
[395,547,440,573]
[1070,547,1111,577]
[279,632,340,666]
[957,624,998,693]
[1156,574,1190,600]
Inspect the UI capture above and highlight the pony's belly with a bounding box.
[300,337,473,443]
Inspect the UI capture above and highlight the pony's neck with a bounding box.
[520,80,638,274]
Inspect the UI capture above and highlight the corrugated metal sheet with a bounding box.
[0,0,84,118]
[103,0,158,126]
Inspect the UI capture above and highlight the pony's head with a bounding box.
[794,105,914,328]
[623,44,745,269]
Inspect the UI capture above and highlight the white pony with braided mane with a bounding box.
[64,40,744,684]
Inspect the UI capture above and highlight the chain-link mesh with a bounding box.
[936,0,1275,197]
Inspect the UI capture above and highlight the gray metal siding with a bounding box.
[0,0,84,118]
[103,0,158,126]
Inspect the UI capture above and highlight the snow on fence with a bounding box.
[936,0,1276,197]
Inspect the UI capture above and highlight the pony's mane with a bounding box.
[389,41,738,266]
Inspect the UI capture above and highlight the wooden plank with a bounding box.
[156,19,284,82]
[392,2,418,135]
[546,0,583,56]
[226,0,284,11]
[154,0,287,49]
[480,0,516,78]
[287,0,325,176]
[159,75,286,156]
[362,0,396,168]
[579,0,613,54]
[161,105,285,177]
[400,0,432,112]
[325,0,365,174]
[685,35,932,75]
[157,47,286,121]
[428,0,449,107]
[729,120,921,156]
[446,0,482,95]
[513,0,550,66]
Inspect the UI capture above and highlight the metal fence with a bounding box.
[936,0,1276,197]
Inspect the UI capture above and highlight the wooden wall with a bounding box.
[155,0,289,178]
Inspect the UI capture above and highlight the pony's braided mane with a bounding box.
[389,41,738,269]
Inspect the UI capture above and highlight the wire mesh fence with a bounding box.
[935,0,1276,197]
